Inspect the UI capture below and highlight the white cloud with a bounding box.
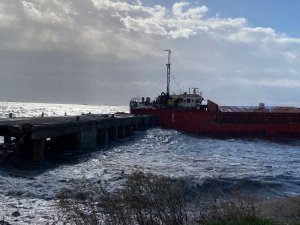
[227,27,276,43]
[121,16,167,36]
[91,0,151,13]
[21,0,73,24]
[0,2,18,27]
[172,2,208,19]
[105,1,246,39]
[225,77,300,88]
[258,78,300,88]
[0,0,300,105]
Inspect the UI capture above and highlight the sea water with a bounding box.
[0,102,299,224]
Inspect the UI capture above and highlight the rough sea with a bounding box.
[0,102,299,224]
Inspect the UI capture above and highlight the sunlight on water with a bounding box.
[0,102,299,224]
[0,101,129,118]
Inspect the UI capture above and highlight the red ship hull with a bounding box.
[131,108,300,138]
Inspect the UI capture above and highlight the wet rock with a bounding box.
[59,179,67,183]
[26,215,35,219]
[12,211,20,217]
[7,190,23,196]
[0,220,11,225]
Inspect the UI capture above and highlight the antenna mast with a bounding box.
[164,50,171,95]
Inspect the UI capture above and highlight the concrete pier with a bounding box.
[0,113,155,161]
[118,126,126,139]
[33,139,45,162]
[77,125,97,151]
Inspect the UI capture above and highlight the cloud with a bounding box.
[258,78,300,88]
[221,77,300,88]
[114,1,246,39]
[0,0,300,105]
[21,0,73,24]
[0,2,19,27]
[172,2,208,19]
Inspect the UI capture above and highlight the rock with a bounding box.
[0,220,12,225]
[12,211,20,217]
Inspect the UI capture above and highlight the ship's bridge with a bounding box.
[170,93,204,108]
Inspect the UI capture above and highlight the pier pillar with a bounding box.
[151,116,155,127]
[128,125,132,136]
[144,116,154,128]
[77,128,97,150]
[32,139,45,161]
[125,125,133,137]
[50,134,77,152]
[109,127,118,141]
[104,128,109,145]
[4,136,11,144]
[14,146,21,161]
[98,128,109,146]
[134,123,139,131]
[144,120,148,128]
[118,126,126,138]
[138,122,144,131]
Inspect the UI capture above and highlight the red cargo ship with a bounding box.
[130,50,300,138]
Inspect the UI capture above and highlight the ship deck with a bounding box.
[219,106,300,113]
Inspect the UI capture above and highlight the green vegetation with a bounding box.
[56,171,298,225]
[200,217,272,225]
[198,198,274,225]
[57,171,188,225]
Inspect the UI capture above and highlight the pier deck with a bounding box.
[0,113,155,161]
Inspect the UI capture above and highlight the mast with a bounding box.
[164,50,171,95]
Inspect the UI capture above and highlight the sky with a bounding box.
[1,0,300,106]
